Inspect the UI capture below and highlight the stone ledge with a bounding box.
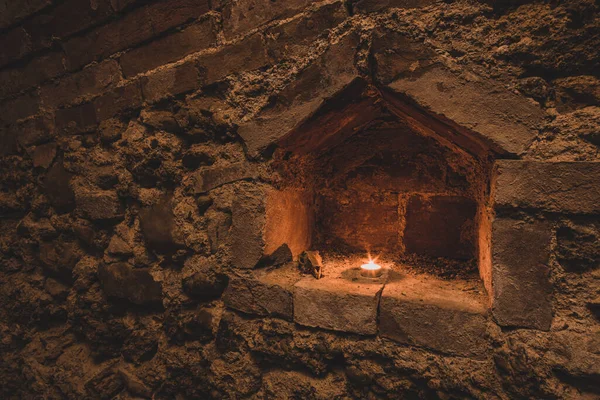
[380,272,489,357]
[222,263,302,321]
[293,260,388,335]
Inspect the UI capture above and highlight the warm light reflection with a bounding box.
[360,255,382,278]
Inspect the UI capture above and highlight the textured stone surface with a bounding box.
[75,187,124,222]
[494,160,600,214]
[98,262,162,305]
[386,67,545,155]
[404,195,477,260]
[222,264,301,321]
[353,0,436,13]
[294,263,386,335]
[491,218,553,330]
[380,272,488,357]
[194,162,257,193]
[237,32,360,157]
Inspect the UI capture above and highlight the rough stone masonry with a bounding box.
[0,0,600,399]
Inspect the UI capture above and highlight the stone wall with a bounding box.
[0,0,599,399]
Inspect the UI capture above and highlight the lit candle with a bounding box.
[360,259,382,278]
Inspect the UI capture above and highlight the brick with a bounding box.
[222,0,312,40]
[385,67,546,155]
[491,218,553,330]
[93,81,143,122]
[194,162,258,193]
[17,114,55,147]
[293,263,386,335]
[120,19,217,78]
[40,60,121,109]
[197,33,268,85]
[64,0,212,70]
[352,0,436,13]
[265,2,346,62]
[494,160,600,214]
[380,273,488,357]
[139,196,183,254]
[0,28,32,68]
[237,32,359,157]
[55,102,98,135]
[0,51,67,98]
[0,91,40,125]
[64,8,154,70]
[141,60,202,103]
[25,0,115,53]
[404,195,477,260]
[222,264,301,321]
[147,0,211,33]
[0,0,52,29]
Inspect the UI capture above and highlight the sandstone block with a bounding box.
[222,264,301,321]
[265,2,346,62]
[194,162,258,194]
[141,60,202,103]
[93,81,143,122]
[139,196,182,254]
[40,60,121,109]
[237,32,359,157]
[371,27,437,84]
[16,114,55,147]
[353,0,436,13]
[556,222,600,272]
[494,160,600,214]
[98,262,162,305]
[64,8,154,69]
[55,102,98,135]
[0,0,52,29]
[380,273,488,357]
[404,195,477,260]
[0,51,67,98]
[31,143,56,169]
[119,19,217,78]
[230,185,312,268]
[147,0,211,33]
[294,265,385,335]
[196,33,269,86]
[386,67,545,155]
[491,218,553,330]
[182,256,229,301]
[221,0,312,39]
[43,161,76,214]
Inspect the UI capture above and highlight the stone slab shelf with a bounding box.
[223,259,490,357]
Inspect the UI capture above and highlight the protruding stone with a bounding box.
[385,67,545,155]
[255,243,293,269]
[75,186,124,221]
[194,162,257,194]
[293,259,386,335]
[98,262,162,305]
[31,142,56,169]
[139,196,182,253]
[43,161,76,214]
[237,32,360,157]
[223,264,301,321]
[494,160,600,214]
[380,272,489,357]
[491,218,553,330]
[182,256,229,301]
